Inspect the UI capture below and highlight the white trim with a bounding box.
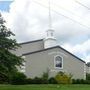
[54,55,63,69]
[84,63,86,80]
[48,51,68,57]
[50,69,64,72]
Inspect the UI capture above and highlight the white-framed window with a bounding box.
[54,55,63,69]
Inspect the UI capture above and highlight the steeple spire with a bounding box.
[48,0,52,29]
[44,0,57,49]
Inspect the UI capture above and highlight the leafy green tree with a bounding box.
[11,72,27,85]
[0,13,23,83]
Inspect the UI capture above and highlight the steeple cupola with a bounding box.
[44,29,56,49]
[44,0,57,49]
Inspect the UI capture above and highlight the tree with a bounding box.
[0,13,23,83]
[11,72,27,85]
[86,62,90,67]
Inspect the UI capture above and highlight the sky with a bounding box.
[0,0,90,62]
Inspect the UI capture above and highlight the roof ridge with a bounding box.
[19,39,43,45]
[22,45,85,63]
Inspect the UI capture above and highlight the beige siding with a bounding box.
[11,40,44,56]
[24,47,85,79]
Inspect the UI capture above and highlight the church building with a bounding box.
[12,28,90,80]
[11,0,90,79]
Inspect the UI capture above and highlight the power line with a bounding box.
[52,2,82,19]
[33,0,90,30]
[74,0,90,10]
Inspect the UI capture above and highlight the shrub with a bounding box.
[72,79,85,84]
[85,80,90,84]
[25,71,49,84]
[72,79,81,84]
[72,79,90,84]
[26,78,33,84]
[41,71,49,84]
[86,73,90,80]
[0,73,8,84]
[10,72,27,85]
[26,77,48,84]
[85,73,90,84]
[48,77,57,84]
[32,77,43,84]
[42,72,49,80]
[55,72,72,84]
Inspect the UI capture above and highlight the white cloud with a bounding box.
[1,0,90,62]
[85,55,90,63]
[64,40,90,53]
[62,39,90,62]
[0,0,13,1]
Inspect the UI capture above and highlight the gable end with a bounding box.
[23,45,85,63]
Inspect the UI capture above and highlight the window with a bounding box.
[51,32,53,36]
[54,56,63,69]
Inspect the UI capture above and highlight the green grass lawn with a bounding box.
[0,84,90,90]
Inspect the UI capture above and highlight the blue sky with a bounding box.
[0,1,12,12]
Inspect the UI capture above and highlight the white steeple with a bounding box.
[44,0,56,49]
[44,29,56,49]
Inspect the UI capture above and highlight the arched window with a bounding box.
[54,56,63,69]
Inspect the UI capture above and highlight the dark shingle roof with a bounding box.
[19,39,43,45]
[22,45,85,63]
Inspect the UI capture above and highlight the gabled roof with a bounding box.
[23,45,85,63]
[19,39,43,45]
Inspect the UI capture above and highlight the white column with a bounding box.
[20,56,26,73]
[84,63,86,80]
